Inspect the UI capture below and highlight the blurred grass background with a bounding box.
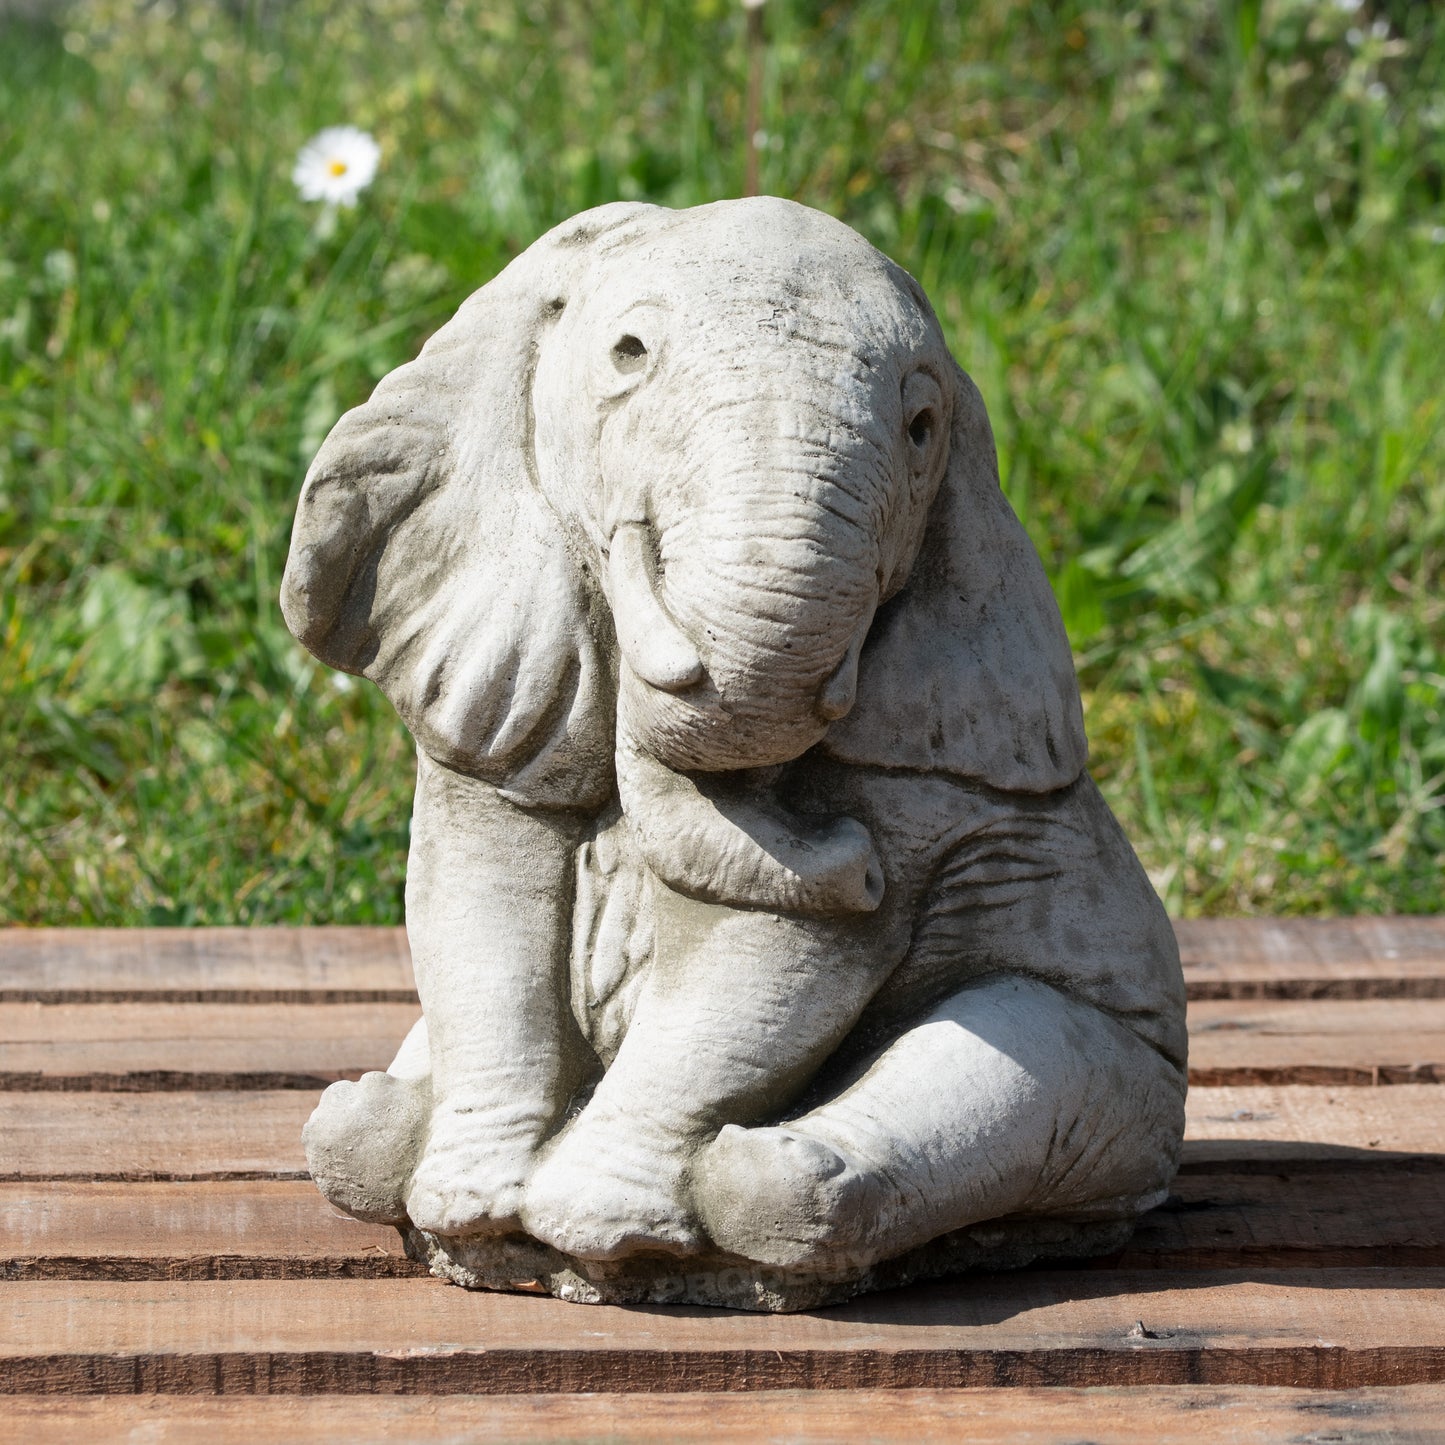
[1,0,1441,925]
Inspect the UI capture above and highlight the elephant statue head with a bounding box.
[281,199,1085,916]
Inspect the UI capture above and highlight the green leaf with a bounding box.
[1118,460,1269,604]
[1195,661,1283,720]
[1280,708,1352,799]
[28,695,125,782]
[1348,605,1408,746]
[297,377,341,464]
[1234,0,1261,63]
[71,566,203,709]
[1055,558,1106,645]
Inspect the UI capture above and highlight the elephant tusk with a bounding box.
[608,523,705,693]
[817,601,875,721]
[818,639,862,721]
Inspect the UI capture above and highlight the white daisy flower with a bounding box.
[292,126,380,207]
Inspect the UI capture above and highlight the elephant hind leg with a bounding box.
[693,974,1184,1271]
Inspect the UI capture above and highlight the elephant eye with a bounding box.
[908,409,935,449]
[612,334,649,374]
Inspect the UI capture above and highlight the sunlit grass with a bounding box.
[2,0,1441,923]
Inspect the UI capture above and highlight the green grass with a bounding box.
[2,0,1442,924]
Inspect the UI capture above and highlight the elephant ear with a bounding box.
[281,203,655,812]
[822,363,1087,793]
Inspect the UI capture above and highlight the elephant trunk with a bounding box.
[614,727,884,916]
[666,464,882,687]
[627,413,888,774]
[606,373,894,915]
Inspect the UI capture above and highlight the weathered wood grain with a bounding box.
[4,919,1441,1002]
[6,998,1444,1089]
[1176,917,1445,999]
[1186,999,1445,1084]
[0,1001,418,1090]
[4,1086,1441,1181]
[0,1091,313,1180]
[0,928,415,1003]
[0,929,1439,1429]
[6,1170,1444,1282]
[1114,1172,1445,1269]
[1178,1085,1445,1170]
[3,1274,1444,1392]
[8,1386,1445,1443]
[0,1181,421,1281]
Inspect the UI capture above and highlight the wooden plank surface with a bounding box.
[0,1182,418,1281]
[9,1386,1445,1443]
[0,1091,313,1179]
[0,928,416,1002]
[2,923,1442,1427]
[1178,1085,1445,1169]
[1186,999,1445,1084]
[7,998,1445,1089]
[4,1273,1444,1392]
[6,1168,1445,1282]
[1116,1171,1445,1269]
[4,918,1442,1002]
[6,1085,1441,1181]
[1175,917,1445,998]
[0,1002,418,1089]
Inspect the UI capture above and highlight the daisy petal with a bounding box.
[293,126,381,207]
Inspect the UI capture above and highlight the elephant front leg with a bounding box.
[522,887,897,1260]
[403,753,591,1237]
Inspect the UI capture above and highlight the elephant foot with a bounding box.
[522,1130,702,1261]
[403,1101,531,1237]
[692,1122,878,1269]
[303,1071,430,1225]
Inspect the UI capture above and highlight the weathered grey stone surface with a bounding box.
[283,198,1187,1312]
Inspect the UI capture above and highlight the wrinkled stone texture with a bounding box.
[283,199,1187,1311]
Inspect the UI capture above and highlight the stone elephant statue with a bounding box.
[282,198,1186,1310]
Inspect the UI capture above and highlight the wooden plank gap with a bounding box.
[6,1344,1445,1394]
[0,989,422,1006]
[0,1073,371,1093]
[1189,1066,1443,1087]
[0,1171,312,1184]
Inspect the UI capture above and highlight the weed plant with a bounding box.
[1,0,1441,923]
